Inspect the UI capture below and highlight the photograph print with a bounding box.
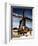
[11,6,33,39]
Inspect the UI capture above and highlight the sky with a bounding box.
[12,7,32,28]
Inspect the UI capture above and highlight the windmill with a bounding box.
[11,8,32,36]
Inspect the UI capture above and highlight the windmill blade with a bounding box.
[13,15,23,18]
[12,12,23,18]
[12,12,32,21]
[25,17,32,21]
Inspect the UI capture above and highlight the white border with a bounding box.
[5,3,11,44]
